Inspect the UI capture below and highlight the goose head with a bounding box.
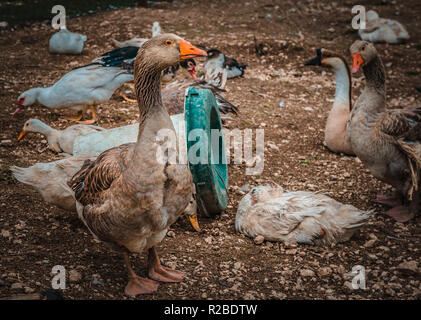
[14,88,40,116]
[17,118,49,141]
[349,40,377,73]
[137,34,206,72]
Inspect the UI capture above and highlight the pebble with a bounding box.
[300,269,315,277]
[11,282,24,290]
[317,267,332,277]
[69,269,82,282]
[253,235,265,245]
[397,261,418,274]
[166,230,175,237]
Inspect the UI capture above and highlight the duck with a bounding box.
[358,10,409,44]
[347,40,421,222]
[305,48,354,155]
[66,34,207,296]
[14,56,134,124]
[17,118,105,155]
[49,28,87,55]
[204,49,247,79]
[11,154,96,212]
[235,183,371,245]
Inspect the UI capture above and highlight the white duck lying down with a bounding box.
[204,49,247,79]
[358,10,409,44]
[17,119,105,155]
[49,28,87,55]
[235,184,371,245]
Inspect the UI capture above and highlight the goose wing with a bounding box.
[378,106,421,196]
[68,143,133,205]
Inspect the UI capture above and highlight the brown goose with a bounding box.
[68,34,207,296]
[305,49,354,155]
[346,40,421,222]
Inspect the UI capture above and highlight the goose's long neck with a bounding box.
[331,60,351,110]
[364,56,386,93]
[130,55,174,171]
[134,60,164,132]
[358,55,386,116]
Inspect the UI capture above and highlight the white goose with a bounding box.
[17,119,105,155]
[305,48,354,155]
[358,10,409,44]
[235,184,371,245]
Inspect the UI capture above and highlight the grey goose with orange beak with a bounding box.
[67,34,207,296]
[346,40,421,223]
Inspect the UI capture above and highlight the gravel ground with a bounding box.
[0,0,420,300]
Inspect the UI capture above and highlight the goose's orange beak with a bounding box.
[179,40,206,60]
[351,53,364,73]
[17,130,27,141]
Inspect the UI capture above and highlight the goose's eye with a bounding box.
[165,40,173,46]
[361,46,366,51]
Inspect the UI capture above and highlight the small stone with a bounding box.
[233,262,242,270]
[166,230,175,237]
[201,293,207,299]
[204,236,213,244]
[11,282,24,290]
[0,21,8,28]
[240,184,250,192]
[1,140,12,145]
[344,281,354,290]
[24,287,35,294]
[0,279,5,286]
[68,269,82,282]
[300,269,315,277]
[317,267,332,277]
[1,229,10,238]
[397,261,419,275]
[254,235,265,245]
[364,239,376,247]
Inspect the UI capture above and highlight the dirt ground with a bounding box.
[0,0,420,300]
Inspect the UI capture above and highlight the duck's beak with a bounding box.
[17,130,27,141]
[180,40,207,60]
[13,105,23,116]
[351,53,364,73]
[188,213,201,232]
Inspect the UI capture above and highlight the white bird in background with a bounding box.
[235,183,371,245]
[204,49,247,79]
[49,28,87,54]
[17,118,105,155]
[111,21,161,48]
[358,10,409,44]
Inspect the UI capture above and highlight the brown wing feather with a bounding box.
[68,143,134,205]
[378,106,421,198]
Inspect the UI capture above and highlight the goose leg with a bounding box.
[64,111,83,122]
[147,247,185,282]
[384,206,414,223]
[123,251,158,296]
[119,90,137,103]
[77,106,96,125]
